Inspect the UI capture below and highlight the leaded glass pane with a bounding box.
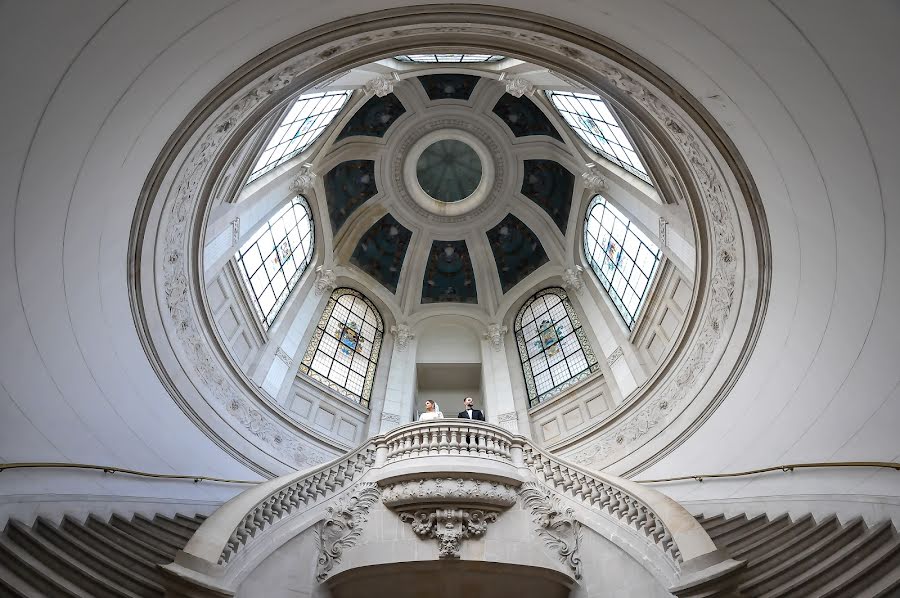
[235,196,315,328]
[393,53,505,63]
[514,288,600,406]
[298,288,383,407]
[247,91,352,183]
[583,195,661,329]
[545,90,651,183]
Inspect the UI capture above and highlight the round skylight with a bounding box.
[415,139,483,203]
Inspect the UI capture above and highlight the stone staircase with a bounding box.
[696,513,900,597]
[0,512,205,597]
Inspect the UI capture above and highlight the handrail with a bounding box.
[0,462,261,485]
[635,461,900,484]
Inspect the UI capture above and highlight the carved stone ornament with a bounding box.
[381,412,401,424]
[390,323,414,351]
[484,323,508,352]
[315,482,381,582]
[497,411,518,424]
[399,508,498,559]
[314,266,337,296]
[365,72,399,97]
[504,77,535,98]
[382,478,518,509]
[658,217,669,248]
[289,163,315,195]
[561,265,585,294]
[230,217,241,247]
[606,346,624,367]
[275,346,293,367]
[518,482,582,579]
[582,164,608,193]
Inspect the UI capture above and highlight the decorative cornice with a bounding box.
[382,478,518,509]
[483,323,508,352]
[399,508,498,559]
[389,323,414,351]
[316,482,381,581]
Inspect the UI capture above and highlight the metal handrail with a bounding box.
[0,462,261,485]
[634,461,900,484]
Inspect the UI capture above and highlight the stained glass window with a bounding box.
[584,195,661,329]
[298,288,384,407]
[393,54,505,63]
[545,90,651,183]
[246,91,352,183]
[515,288,600,406]
[235,196,314,328]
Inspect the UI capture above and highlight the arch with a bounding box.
[514,288,600,406]
[298,288,385,407]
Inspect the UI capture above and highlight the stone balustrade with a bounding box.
[382,420,514,464]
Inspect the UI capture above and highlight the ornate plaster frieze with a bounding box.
[389,323,414,351]
[314,266,338,296]
[275,346,293,367]
[582,164,608,193]
[519,482,583,579]
[658,217,669,248]
[561,265,585,294]
[606,346,624,367]
[380,412,401,424]
[497,411,518,424]
[399,508,498,559]
[315,482,381,582]
[289,163,316,195]
[364,73,399,97]
[503,76,536,98]
[381,478,518,509]
[484,323,508,351]
[230,217,241,247]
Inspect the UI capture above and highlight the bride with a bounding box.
[418,400,443,421]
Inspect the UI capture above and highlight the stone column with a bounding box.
[481,324,519,434]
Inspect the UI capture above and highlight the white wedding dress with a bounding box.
[418,411,444,421]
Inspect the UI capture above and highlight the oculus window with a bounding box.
[546,90,651,183]
[247,91,352,183]
[515,288,599,406]
[584,196,661,329]
[235,196,314,329]
[299,288,384,407]
[394,53,505,63]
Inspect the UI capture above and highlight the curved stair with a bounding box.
[0,513,205,597]
[696,513,900,597]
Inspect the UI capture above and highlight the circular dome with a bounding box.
[415,139,482,202]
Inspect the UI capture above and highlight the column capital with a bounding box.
[364,72,399,97]
[314,266,337,296]
[390,323,415,351]
[562,265,585,294]
[289,163,316,195]
[483,323,508,351]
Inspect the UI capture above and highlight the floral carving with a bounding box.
[484,323,508,352]
[314,266,337,296]
[519,482,582,579]
[390,323,415,352]
[504,77,535,98]
[399,508,498,559]
[315,482,381,581]
[561,265,584,294]
[381,478,518,509]
[606,346,624,367]
[289,163,315,194]
[364,73,398,97]
[582,164,608,193]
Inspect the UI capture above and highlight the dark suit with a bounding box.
[458,409,485,421]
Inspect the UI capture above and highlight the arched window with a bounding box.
[247,90,352,183]
[584,195,661,329]
[235,196,314,328]
[515,288,600,406]
[298,288,384,407]
[545,90,650,183]
[393,54,505,63]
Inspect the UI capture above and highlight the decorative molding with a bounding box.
[364,72,399,97]
[497,411,518,424]
[561,265,585,294]
[389,323,414,351]
[230,217,241,247]
[289,163,316,195]
[582,164,608,193]
[382,478,518,509]
[606,346,624,367]
[275,346,293,367]
[315,482,381,581]
[518,482,582,579]
[380,412,401,424]
[314,266,337,296]
[503,76,535,98]
[399,508,498,559]
[484,323,508,352]
[658,217,669,248]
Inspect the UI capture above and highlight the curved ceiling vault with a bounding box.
[0,0,897,518]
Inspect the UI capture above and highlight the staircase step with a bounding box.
[85,514,173,563]
[0,533,90,597]
[109,514,181,556]
[6,519,143,598]
[740,517,866,594]
[703,514,746,536]
[34,518,164,598]
[724,513,792,553]
[710,513,769,545]
[736,514,835,570]
[0,559,41,598]
[61,515,161,581]
[173,514,203,530]
[130,513,192,547]
[155,513,199,537]
[817,528,900,598]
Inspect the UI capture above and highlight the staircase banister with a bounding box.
[520,440,719,564]
[178,439,377,569]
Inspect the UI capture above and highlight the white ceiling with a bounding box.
[0,0,898,507]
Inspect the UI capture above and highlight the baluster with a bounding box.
[449,427,460,454]
[439,426,449,453]
[485,431,495,456]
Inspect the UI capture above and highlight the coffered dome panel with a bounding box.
[336,93,406,141]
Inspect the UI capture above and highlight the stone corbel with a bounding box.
[561,265,585,295]
[314,266,337,296]
[484,323,508,352]
[518,482,582,579]
[289,163,316,195]
[400,508,498,559]
[499,73,535,98]
[365,72,400,97]
[390,323,414,351]
[582,163,608,193]
[315,483,381,582]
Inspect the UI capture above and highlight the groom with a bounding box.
[457,396,485,421]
